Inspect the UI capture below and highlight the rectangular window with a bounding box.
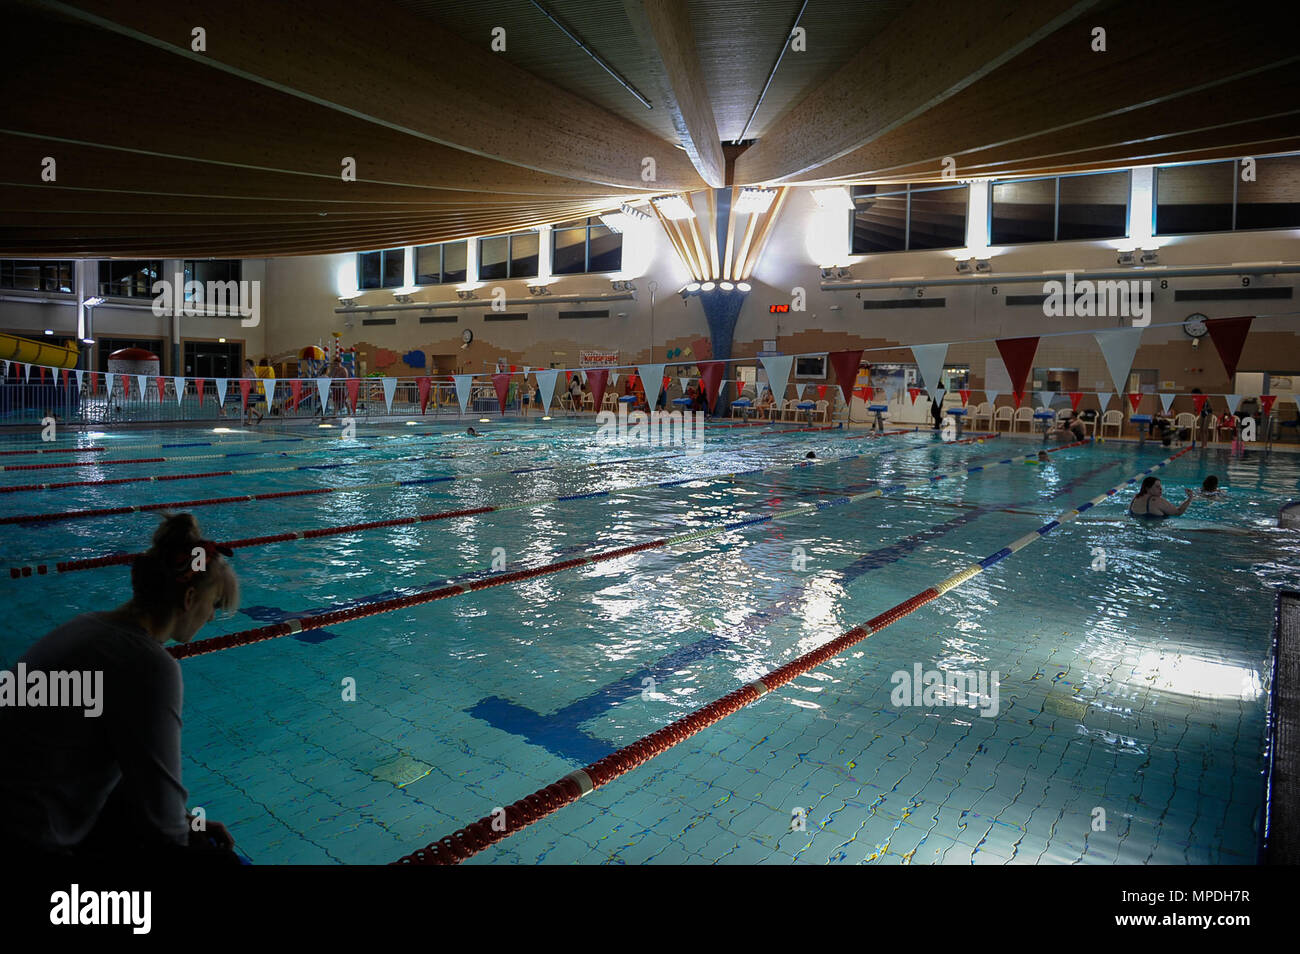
[851,184,967,253]
[357,249,404,289]
[1057,170,1129,240]
[479,232,539,280]
[1155,161,1234,235]
[795,356,826,378]
[183,260,242,303]
[414,241,468,285]
[991,178,1056,245]
[1236,155,1300,230]
[0,260,74,293]
[550,217,623,274]
[98,260,163,298]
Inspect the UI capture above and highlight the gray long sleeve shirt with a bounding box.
[0,612,190,851]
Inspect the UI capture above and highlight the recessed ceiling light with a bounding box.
[701,281,716,292]
[651,194,696,220]
[737,281,752,292]
[719,281,735,291]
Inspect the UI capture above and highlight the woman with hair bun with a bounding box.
[0,513,243,863]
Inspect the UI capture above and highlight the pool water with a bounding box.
[0,421,1292,864]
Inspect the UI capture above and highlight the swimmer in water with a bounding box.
[466,427,479,437]
[1037,450,1050,463]
[1199,475,1225,498]
[1129,476,1193,518]
[805,451,816,460]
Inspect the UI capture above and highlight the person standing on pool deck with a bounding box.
[1129,476,1193,518]
[0,513,243,864]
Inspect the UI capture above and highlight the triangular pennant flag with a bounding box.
[315,377,330,411]
[38,365,46,383]
[491,373,510,414]
[418,376,432,414]
[523,366,531,376]
[1098,391,1113,412]
[23,363,31,382]
[173,377,186,405]
[638,364,666,410]
[345,377,360,414]
[535,369,559,413]
[679,376,691,397]
[1037,390,1054,411]
[156,376,167,403]
[263,379,276,406]
[984,390,999,406]
[195,377,206,408]
[1261,395,1277,416]
[453,374,474,413]
[1013,391,1023,409]
[136,374,148,400]
[381,377,397,413]
[958,389,970,406]
[907,387,922,404]
[698,363,725,412]
[816,384,827,401]
[74,369,84,393]
[1093,327,1144,396]
[759,354,794,402]
[239,378,252,412]
[1224,394,1241,416]
[587,368,610,410]
[1206,317,1253,378]
[1159,393,1175,413]
[609,371,619,388]
[1192,394,1207,416]
[290,379,302,411]
[994,337,1039,407]
[122,375,131,398]
[828,350,863,409]
[910,343,949,401]
[1127,393,1142,413]
[216,378,228,407]
[1068,391,1083,412]
[61,368,70,392]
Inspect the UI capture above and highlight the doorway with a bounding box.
[183,340,243,379]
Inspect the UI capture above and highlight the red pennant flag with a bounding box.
[565,369,573,385]
[995,336,1040,405]
[38,366,46,383]
[816,384,827,401]
[122,375,130,399]
[196,378,205,407]
[1192,394,1208,416]
[1261,394,1277,416]
[492,372,510,414]
[828,350,864,409]
[239,378,252,411]
[418,376,432,414]
[1013,391,1023,409]
[698,364,724,412]
[1127,393,1142,413]
[1068,391,1083,412]
[1206,316,1252,378]
[908,387,922,404]
[346,377,360,413]
[289,379,302,411]
[958,389,970,406]
[156,376,166,403]
[61,368,69,392]
[587,368,610,410]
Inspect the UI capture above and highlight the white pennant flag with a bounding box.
[316,377,330,411]
[535,369,559,413]
[984,390,999,407]
[381,377,397,412]
[524,366,532,376]
[453,374,474,413]
[1159,392,1175,413]
[715,376,729,403]
[1094,327,1144,395]
[135,374,148,400]
[679,377,691,396]
[1037,390,1054,411]
[173,376,186,404]
[74,369,84,392]
[638,363,666,410]
[263,379,276,405]
[759,354,794,402]
[24,363,32,382]
[215,377,228,406]
[609,371,619,388]
[106,372,116,396]
[1098,391,1113,412]
[1224,394,1242,415]
[910,343,949,401]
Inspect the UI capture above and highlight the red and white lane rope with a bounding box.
[392,443,1191,864]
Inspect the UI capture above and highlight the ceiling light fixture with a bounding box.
[734,187,777,214]
[1116,251,1136,266]
[811,187,854,211]
[651,194,696,220]
[1139,251,1159,266]
[83,296,104,307]
[719,281,735,291]
[700,281,716,292]
[737,281,752,293]
[619,203,651,222]
[835,267,851,279]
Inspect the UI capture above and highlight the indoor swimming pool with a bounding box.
[0,421,1288,864]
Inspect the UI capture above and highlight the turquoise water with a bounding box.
[0,421,1291,864]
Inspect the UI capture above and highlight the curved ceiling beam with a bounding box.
[734,0,1102,185]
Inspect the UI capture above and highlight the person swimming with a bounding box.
[1129,476,1193,518]
[1037,450,1050,462]
[1200,475,1225,497]
[805,451,817,460]
[466,427,479,437]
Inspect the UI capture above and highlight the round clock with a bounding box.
[461,328,473,344]
[1183,314,1209,338]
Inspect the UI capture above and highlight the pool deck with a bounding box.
[1267,591,1300,863]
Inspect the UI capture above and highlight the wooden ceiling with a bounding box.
[1,0,1295,258]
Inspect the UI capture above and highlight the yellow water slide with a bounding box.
[0,332,79,369]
